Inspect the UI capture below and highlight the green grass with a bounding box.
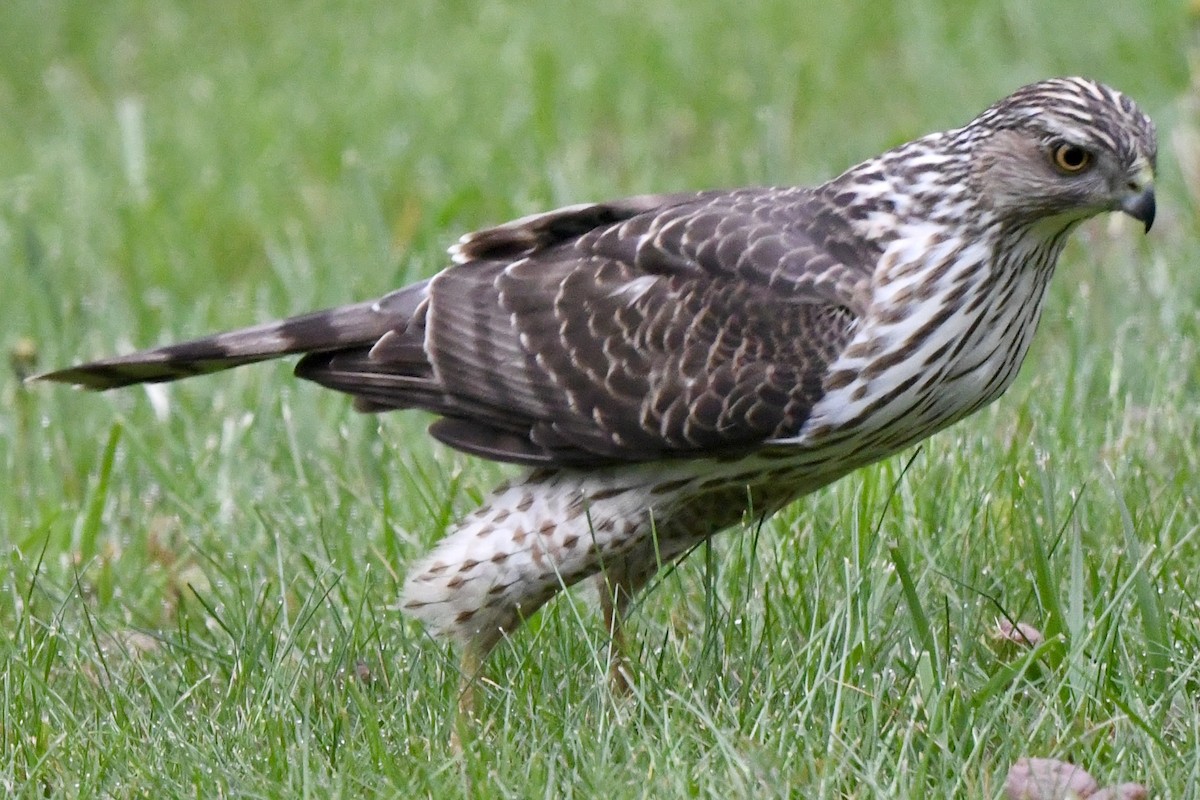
[2,0,1198,796]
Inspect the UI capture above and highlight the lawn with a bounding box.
[2,0,1198,796]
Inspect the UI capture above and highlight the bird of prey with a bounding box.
[37,77,1156,710]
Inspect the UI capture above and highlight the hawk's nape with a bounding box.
[35,78,1157,711]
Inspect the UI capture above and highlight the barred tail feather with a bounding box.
[32,283,430,391]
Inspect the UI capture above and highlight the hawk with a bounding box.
[37,77,1156,709]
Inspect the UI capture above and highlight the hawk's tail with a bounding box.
[31,282,429,391]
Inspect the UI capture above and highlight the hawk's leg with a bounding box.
[456,639,487,721]
[451,628,503,753]
[598,575,635,696]
[593,534,698,696]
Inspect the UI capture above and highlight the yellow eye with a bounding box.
[1052,143,1092,173]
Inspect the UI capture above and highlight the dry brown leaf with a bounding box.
[994,619,1045,648]
[1089,784,1148,800]
[1005,758,1099,800]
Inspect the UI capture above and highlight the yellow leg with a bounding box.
[451,642,485,754]
[600,582,635,696]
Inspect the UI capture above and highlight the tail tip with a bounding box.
[26,366,115,390]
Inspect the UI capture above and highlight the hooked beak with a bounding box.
[1119,187,1156,233]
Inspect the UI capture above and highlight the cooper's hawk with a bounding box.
[36,77,1156,707]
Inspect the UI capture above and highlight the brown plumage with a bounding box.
[35,78,1157,708]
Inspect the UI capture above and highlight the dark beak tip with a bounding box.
[1121,189,1156,234]
[1140,196,1155,233]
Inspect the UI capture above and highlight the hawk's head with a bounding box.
[963,77,1157,232]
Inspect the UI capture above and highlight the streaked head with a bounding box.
[963,77,1157,232]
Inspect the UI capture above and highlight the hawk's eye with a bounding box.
[1051,143,1092,173]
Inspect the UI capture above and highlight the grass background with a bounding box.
[2,0,1198,796]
